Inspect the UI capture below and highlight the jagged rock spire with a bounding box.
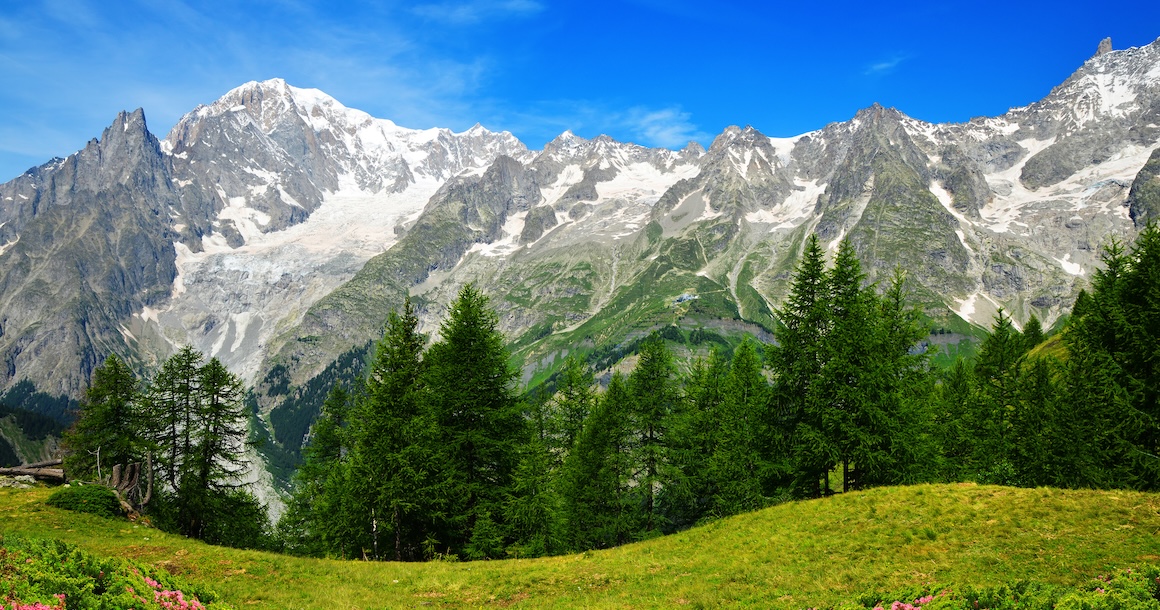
[1096,37,1112,57]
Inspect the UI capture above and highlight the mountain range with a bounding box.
[1,37,1158,458]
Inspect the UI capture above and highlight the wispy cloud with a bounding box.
[864,55,909,76]
[489,99,709,150]
[621,107,708,149]
[411,0,544,25]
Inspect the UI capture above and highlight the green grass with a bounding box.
[3,483,1159,608]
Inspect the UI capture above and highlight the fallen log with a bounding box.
[23,459,63,469]
[0,466,66,483]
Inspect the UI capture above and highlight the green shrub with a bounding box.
[44,484,123,519]
[0,535,230,608]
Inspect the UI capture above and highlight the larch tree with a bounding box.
[63,354,142,481]
[422,284,525,557]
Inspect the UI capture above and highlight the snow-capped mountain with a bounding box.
[1,37,1158,433]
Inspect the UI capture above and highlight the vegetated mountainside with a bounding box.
[0,79,528,399]
[3,483,1159,608]
[0,39,1158,449]
[264,38,1160,415]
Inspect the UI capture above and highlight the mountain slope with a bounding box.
[0,40,1157,430]
[261,38,1160,415]
[3,483,1159,608]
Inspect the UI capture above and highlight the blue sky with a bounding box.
[1,0,1158,182]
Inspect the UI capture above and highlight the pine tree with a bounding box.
[971,310,1026,478]
[769,233,830,498]
[347,296,434,560]
[864,268,933,487]
[815,239,879,493]
[662,350,727,528]
[183,357,250,540]
[544,356,595,463]
[627,332,678,534]
[142,346,204,491]
[559,372,635,550]
[422,284,525,555]
[1021,314,1044,351]
[709,339,769,516]
[278,385,351,557]
[503,439,560,558]
[63,354,141,481]
[932,359,974,482]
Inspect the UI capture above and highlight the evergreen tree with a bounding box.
[627,332,678,534]
[422,284,525,555]
[769,233,831,498]
[559,372,635,550]
[815,239,879,493]
[931,358,975,482]
[864,268,933,486]
[347,297,434,560]
[971,310,1026,478]
[709,339,769,516]
[662,350,727,528]
[1022,314,1045,351]
[63,354,141,481]
[182,357,250,540]
[278,385,351,557]
[544,356,595,463]
[142,346,204,491]
[503,439,560,557]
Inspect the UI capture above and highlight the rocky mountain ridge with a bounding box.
[0,38,1157,426]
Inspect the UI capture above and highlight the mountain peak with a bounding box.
[1095,37,1113,58]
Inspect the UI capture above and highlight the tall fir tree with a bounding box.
[63,354,142,481]
[544,355,595,463]
[769,233,831,497]
[278,385,352,557]
[142,346,204,491]
[662,350,727,529]
[347,296,435,560]
[709,339,770,516]
[182,357,250,539]
[814,239,879,492]
[559,372,635,550]
[627,332,678,534]
[971,310,1026,478]
[422,284,525,556]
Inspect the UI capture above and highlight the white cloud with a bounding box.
[864,55,908,76]
[622,107,708,149]
[411,0,544,25]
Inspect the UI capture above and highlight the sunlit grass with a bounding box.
[3,483,1159,608]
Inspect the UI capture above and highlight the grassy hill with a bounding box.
[2,483,1159,608]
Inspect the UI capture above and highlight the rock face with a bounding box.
[1097,37,1114,57]
[0,110,179,396]
[1,39,1159,427]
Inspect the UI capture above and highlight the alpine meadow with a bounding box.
[2,17,1160,609]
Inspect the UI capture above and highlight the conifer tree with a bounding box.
[63,354,141,481]
[1021,314,1044,352]
[279,385,351,557]
[347,297,434,560]
[971,310,1025,476]
[183,357,249,539]
[709,339,769,516]
[769,233,831,497]
[662,350,727,528]
[422,284,524,555]
[142,346,204,490]
[503,439,560,557]
[559,372,635,550]
[815,239,879,492]
[628,332,678,534]
[544,355,595,463]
